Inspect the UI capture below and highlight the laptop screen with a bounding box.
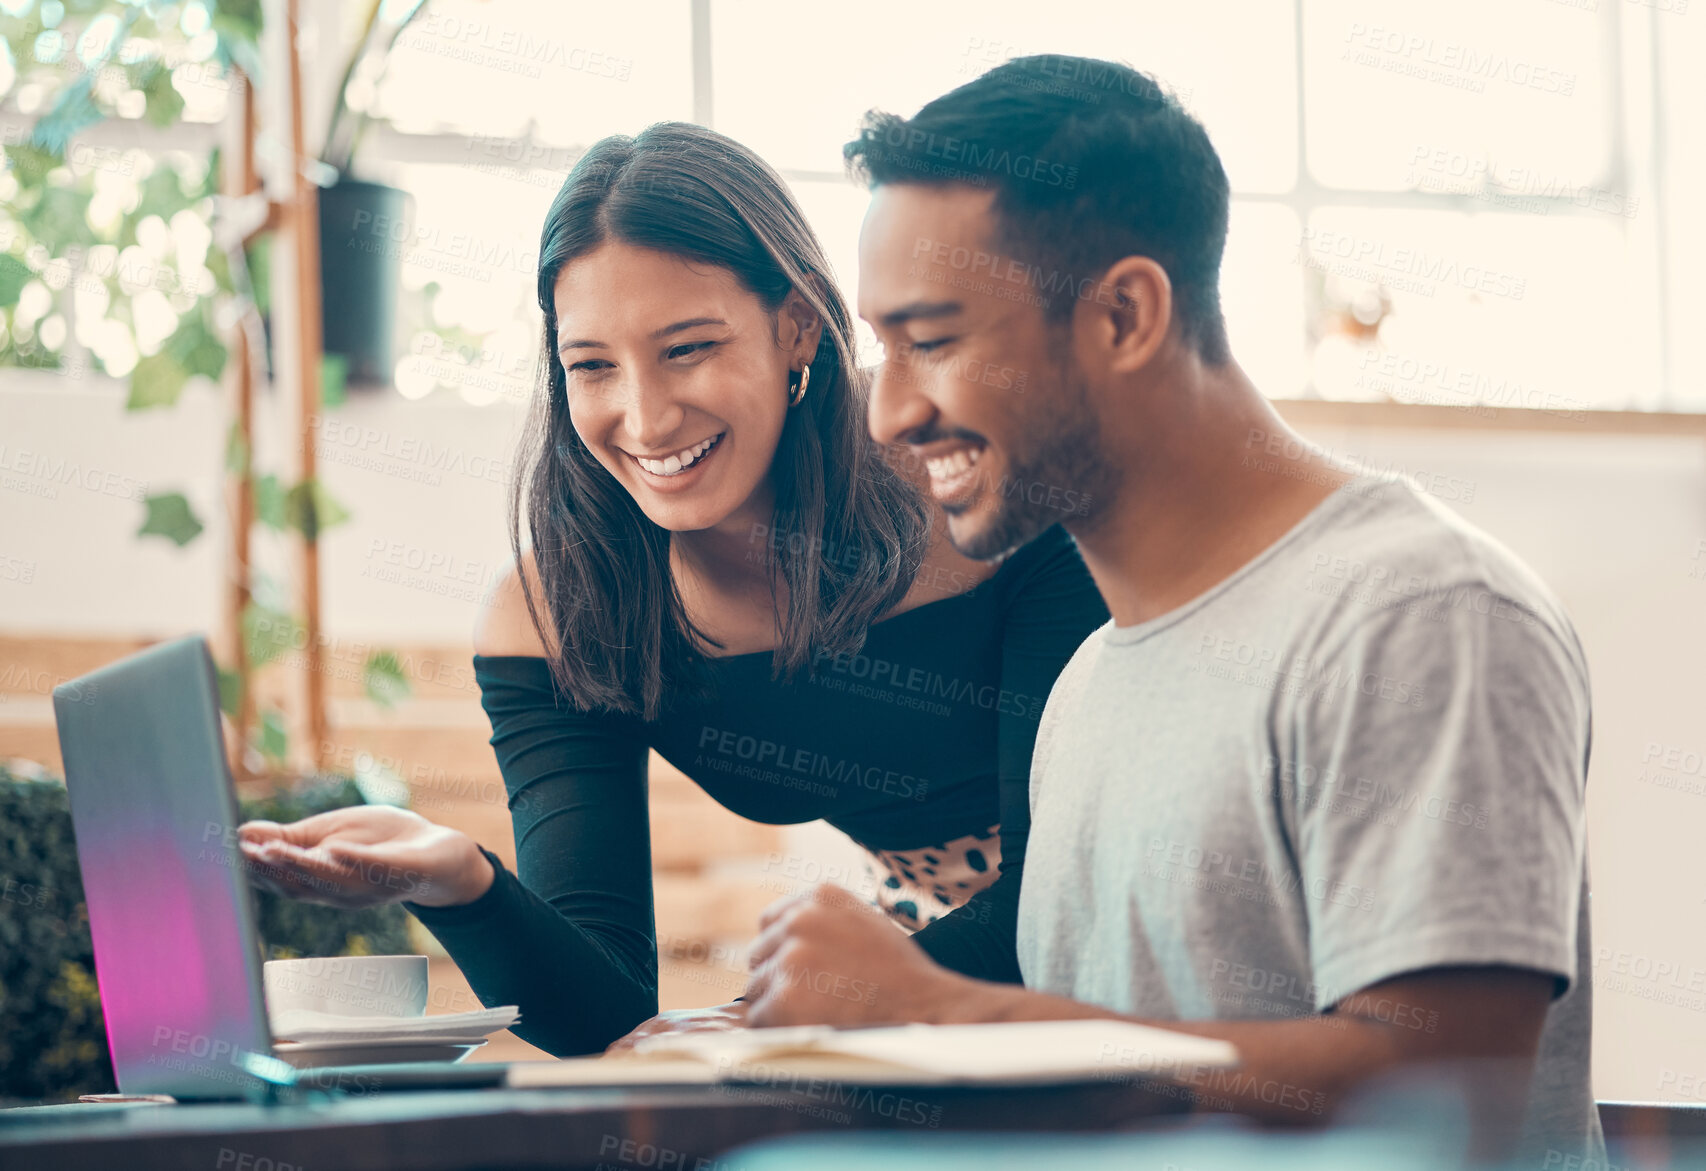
[53,636,274,1099]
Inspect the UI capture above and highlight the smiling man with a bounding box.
[742,55,1600,1166]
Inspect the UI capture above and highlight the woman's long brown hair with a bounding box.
[513,122,931,720]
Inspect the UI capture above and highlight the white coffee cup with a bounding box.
[263,955,429,1019]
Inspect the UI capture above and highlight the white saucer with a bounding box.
[268,1005,519,1045]
[272,1038,487,1069]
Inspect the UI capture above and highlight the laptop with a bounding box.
[52,635,507,1100]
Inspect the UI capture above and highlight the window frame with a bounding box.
[10,0,1688,428]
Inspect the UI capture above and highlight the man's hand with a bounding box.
[605,1002,749,1055]
[743,883,968,1027]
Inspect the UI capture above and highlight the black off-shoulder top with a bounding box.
[405,524,1109,1055]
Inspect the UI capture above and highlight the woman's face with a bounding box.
[552,241,814,534]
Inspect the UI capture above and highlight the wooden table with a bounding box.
[10,1077,1698,1171]
[0,1076,1194,1171]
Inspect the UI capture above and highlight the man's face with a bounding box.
[858,184,1118,561]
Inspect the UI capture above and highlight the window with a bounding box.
[366,0,1694,413]
[11,0,1692,413]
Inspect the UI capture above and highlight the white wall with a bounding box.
[1300,421,1706,1105]
[3,370,1704,1101]
[0,371,521,643]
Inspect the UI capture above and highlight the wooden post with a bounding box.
[221,69,259,780]
[285,0,329,773]
[256,0,332,776]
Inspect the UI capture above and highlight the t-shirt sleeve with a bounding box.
[403,654,658,1055]
[913,525,1110,982]
[1280,592,1591,1012]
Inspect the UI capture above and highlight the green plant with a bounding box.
[0,762,411,1105]
[0,0,259,389]
[1,1,413,766]
[0,766,111,1105]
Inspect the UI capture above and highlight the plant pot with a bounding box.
[318,178,415,388]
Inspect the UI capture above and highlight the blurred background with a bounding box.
[1,0,1702,1108]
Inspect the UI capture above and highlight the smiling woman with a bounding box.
[548,245,799,541]
[524,124,932,718]
[240,122,1109,1058]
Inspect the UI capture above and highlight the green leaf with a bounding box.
[137,164,197,224]
[0,254,32,308]
[257,708,288,764]
[166,314,226,381]
[27,7,140,156]
[2,142,62,188]
[253,473,286,530]
[246,233,272,316]
[22,185,96,251]
[137,492,205,546]
[225,421,250,476]
[320,352,348,408]
[127,351,189,409]
[130,317,227,408]
[215,0,267,42]
[211,0,265,80]
[286,479,350,540]
[188,150,219,202]
[362,650,410,709]
[137,62,185,129]
[204,238,233,295]
[216,665,244,718]
[29,73,101,160]
[243,603,300,669]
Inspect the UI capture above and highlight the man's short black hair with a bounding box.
[845,54,1232,365]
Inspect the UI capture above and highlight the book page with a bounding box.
[623,1019,1238,1086]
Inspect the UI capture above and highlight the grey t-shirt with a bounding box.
[1016,473,1599,1166]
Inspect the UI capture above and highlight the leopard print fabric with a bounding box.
[858,825,1002,932]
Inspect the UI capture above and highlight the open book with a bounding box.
[505,1019,1237,1089]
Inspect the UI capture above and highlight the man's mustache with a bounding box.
[892,426,988,449]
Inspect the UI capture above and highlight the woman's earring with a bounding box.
[789,363,811,407]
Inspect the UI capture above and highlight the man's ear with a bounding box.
[1089,256,1172,375]
[778,285,826,363]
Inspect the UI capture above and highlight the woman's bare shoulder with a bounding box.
[473,551,557,657]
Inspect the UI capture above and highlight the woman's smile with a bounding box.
[624,430,727,488]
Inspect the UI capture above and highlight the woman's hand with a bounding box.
[238,805,494,910]
[604,1001,750,1055]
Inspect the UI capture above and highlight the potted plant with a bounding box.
[1,0,421,772]
[313,0,428,387]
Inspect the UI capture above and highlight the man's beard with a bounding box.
[947,363,1120,561]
